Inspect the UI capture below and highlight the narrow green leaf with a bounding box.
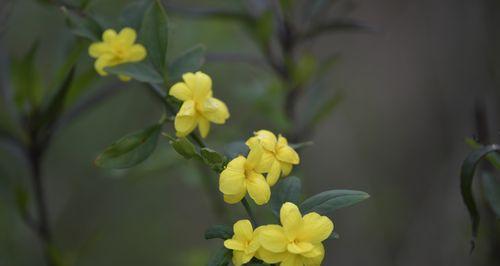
[465,138,500,169]
[95,124,161,169]
[460,144,500,251]
[140,0,169,73]
[170,137,197,159]
[311,92,343,126]
[168,44,206,82]
[300,189,370,215]
[38,67,76,129]
[120,0,149,30]
[200,147,227,171]
[105,62,164,84]
[15,185,29,217]
[482,172,500,218]
[207,246,231,266]
[62,8,103,41]
[11,42,44,109]
[204,225,233,240]
[270,176,302,216]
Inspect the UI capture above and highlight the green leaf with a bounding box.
[62,8,103,41]
[11,42,44,109]
[207,246,231,266]
[292,54,317,86]
[168,44,206,82]
[465,138,500,169]
[204,225,233,240]
[200,148,227,171]
[310,92,343,126]
[95,124,161,169]
[460,144,500,250]
[15,185,29,217]
[300,189,370,215]
[482,172,500,218]
[170,137,197,159]
[270,176,302,216]
[120,0,149,30]
[105,62,164,84]
[140,0,169,74]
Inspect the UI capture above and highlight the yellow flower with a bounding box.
[256,202,333,266]
[224,220,261,266]
[88,28,147,81]
[219,145,270,205]
[169,71,230,138]
[246,130,300,186]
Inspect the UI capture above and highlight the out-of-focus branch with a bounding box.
[206,52,267,66]
[162,1,253,22]
[297,18,375,42]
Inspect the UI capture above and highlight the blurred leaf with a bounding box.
[95,124,161,169]
[270,176,301,216]
[460,144,500,250]
[50,41,86,91]
[223,141,248,159]
[169,137,197,159]
[465,138,500,169]
[254,11,274,45]
[303,0,332,20]
[38,67,76,129]
[300,189,370,215]
[301,18,373,40]
[140,0,169,73]
[65,67,98,105]
[15,185,29,217]
[168,44,206,82]
[200,147,227,172]
[62,8,103,41]
[207,246,231,266]
[120,0,149,30]
[310,92,343,126]
[327,231,340,240]
[292,54,317,86]
[482,172,500,218]
[105,62,163,84]
[204,225,233,240]
[289,141,313,150]
[11,42,44,109]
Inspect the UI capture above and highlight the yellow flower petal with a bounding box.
[302,243,324,259]
[219,159,246,195]
[258,225,288,253]
[233,220,253,240]
[254,150,275,173]
[266,160,282,186]
[174,100,197,136]
[201,97,229,124]
[94,54,113,76]
[232,250,253,266]
[118,75,131,82]
[245,145,263,170]
[169,82,193,101]
[299,212,333,243]
[102,29,118,42]
[256,248,287,264]
[224,239,244,251]
[127,44,147,62]
[88,43,109,58]
[246,172,270,205]
[226,156,246,172]
[118,27,136,45]
[276,135,300,164]
[287,241,314,254]
[281,253,302,266]
[198,117,210,138]
[281,162,293,176]
[280,202,303,239]
[223,188,246,204]
[245,136,260,149]
[182,72,212,101]
[255,130,277,151]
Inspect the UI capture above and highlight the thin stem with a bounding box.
[241,197,258,226]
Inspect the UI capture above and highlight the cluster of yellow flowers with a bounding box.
[219,130,300,205]
[88,28,147,81]
[225,202,333,266]
[88,28,334,266]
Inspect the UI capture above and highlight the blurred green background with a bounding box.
[1,0,500,265]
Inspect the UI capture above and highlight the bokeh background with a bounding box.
[1,0,500,265]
